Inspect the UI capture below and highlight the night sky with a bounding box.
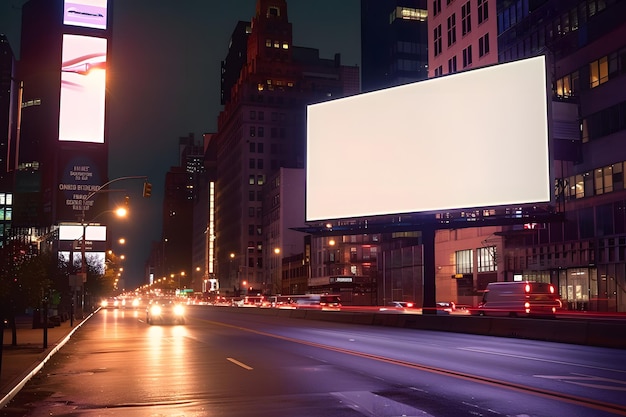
[1,0,361,288]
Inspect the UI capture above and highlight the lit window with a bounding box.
[392,6,427,22]
[282,42,289,49]
[455,249,473,274]
[589,56,608,88]
[478,246,496,272]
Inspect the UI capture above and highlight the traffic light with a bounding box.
[143,182,152,198]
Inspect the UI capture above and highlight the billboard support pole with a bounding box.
[422,223,436,314]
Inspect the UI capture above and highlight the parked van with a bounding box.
[294,294,341,311]
[475,281,562,317]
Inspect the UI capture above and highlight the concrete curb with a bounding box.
[0,311,95,409]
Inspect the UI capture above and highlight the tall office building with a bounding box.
[361,0,429,92]
[212,0,359,294]
[428,0,498,77]
[495,0,626,312]
[13,0,112,270]
[0,34,17,249]
[157,133,205,288]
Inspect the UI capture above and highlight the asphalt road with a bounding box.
[2,306,625,417]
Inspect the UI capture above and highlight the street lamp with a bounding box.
[272,247,281,295]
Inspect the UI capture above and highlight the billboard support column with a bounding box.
[422,223,436,314]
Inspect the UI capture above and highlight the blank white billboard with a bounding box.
[59,224,107,241]
[306,56,550,222]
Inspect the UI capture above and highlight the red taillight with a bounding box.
[549,285,555,294]
[525,284,531,293]
[406,302,414,308]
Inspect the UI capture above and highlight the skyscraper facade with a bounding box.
[213,0,359,294]
[496,0,626,312]
[361,0,429,92]
[11,0,113,273]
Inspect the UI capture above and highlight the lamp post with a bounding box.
[75,176,145,317]
[273,247,281,295]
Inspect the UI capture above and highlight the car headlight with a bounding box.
[101,300,108,308]
[132,299,140,307]
[173,305,185,316]
[150,305,162,316]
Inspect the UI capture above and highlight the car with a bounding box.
[100,297,120,309]
[379,301,420,314]
[146,298,186,325]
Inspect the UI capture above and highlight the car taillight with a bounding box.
[525,284,531,293]
[549,285,555,294]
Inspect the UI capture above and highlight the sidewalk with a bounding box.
[0,314,88,408]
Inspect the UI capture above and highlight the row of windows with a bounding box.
[249,126,286,139]
[433,0,488,20]
[535,201,626,243]
[248,224,263,237]
[499,0,610,62]
[498,0,529,33]
[249,158,285,171]
[0,193,12,205]
[582,100,626,143]
[248,174,266,186]
[249,142,264,153]
[248,141,288,155]
[392,58,426,72]
[442,35,489,73]
[556,47,626,98]
[0,207,12,221]
[559,160,625,201]
[248,190,264,202]
[390,6,427,23]
[502,0,607,35]
[433,1,491,71]
[250,110,287,121]
[455,246,497,274]
[248,206,262,218]
[395,40,427,55]
[265,39,289,50]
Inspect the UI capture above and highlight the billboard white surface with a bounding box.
[306,56,550,222]
[59,34,107,143]
[59,224,107,241]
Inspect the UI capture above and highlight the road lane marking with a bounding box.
[458,347,626,374]
[227,357,253,370]
[200,318,626,416]
[535,373,626,391]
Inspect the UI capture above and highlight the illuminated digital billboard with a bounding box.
[58,223,107,274]
[59,34,107,143]
[306,56,551,222]
[64,0,108,30]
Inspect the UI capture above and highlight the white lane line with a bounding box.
[458,347,626,374]
[227,357,253,370]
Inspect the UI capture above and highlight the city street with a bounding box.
[2,306,626,416]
